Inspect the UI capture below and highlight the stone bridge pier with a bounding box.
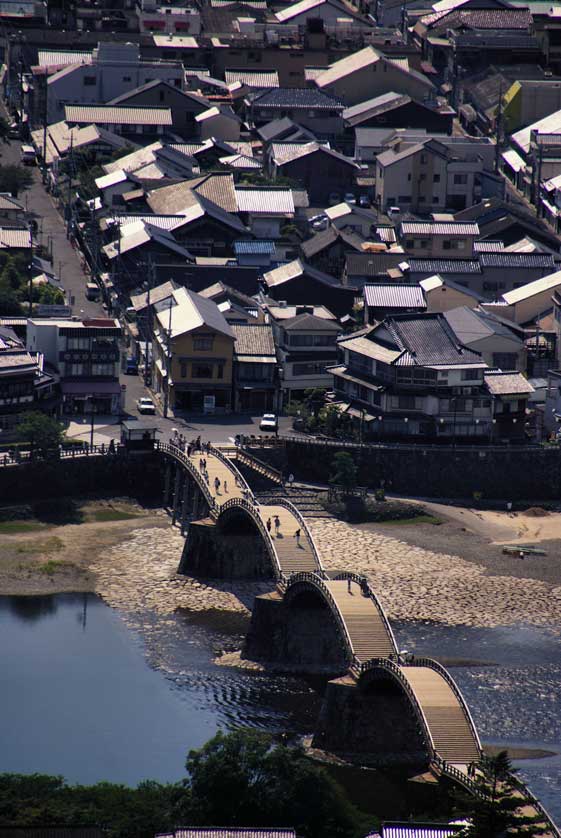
[312,670,427,765]
[178,503,274,579]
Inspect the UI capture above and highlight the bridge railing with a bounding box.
[332,572,398,656]
[283,571,357,667]
[234,448,284,485]
[158,442,217,515]
[243,434,543,454]
[219,496,284,579]
[0,444,113,466]
[208,444,255,500]
[432,757,488,800]
[266,497,323,572]
[357,657,438,761]
[412,656,483,755]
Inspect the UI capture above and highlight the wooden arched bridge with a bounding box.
[159,442,560,835]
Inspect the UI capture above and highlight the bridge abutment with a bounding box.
[178,518,272,579]
[312,675,427,765]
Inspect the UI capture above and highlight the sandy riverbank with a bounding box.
[1,497,561,629]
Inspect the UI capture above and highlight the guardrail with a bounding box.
[0,443,115,466]
[412,656,483,754]
[283,571,358,668]
[219,496,284,578]
[243,434,544,454]
[265,497,323,572]
[332,571,398,657]
[432,756,487,800]
[234,448,284,485]
[158,442,217,515]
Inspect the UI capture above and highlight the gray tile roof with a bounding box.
[301,226,365,258]
[478,252,555,269]
[364,284,426,309]
[225,68,279,88]
[407,258,482,274]
[484,370,534,395]
[249,87,344,110]
[384,313,485,367]
[232,323,275,357]
[65,104,172,126]
[444,306,523,344]
[401,221,480,236]
[346,252,406,276]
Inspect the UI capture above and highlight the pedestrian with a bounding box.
[203,458,207,471]
[274,514,280,535]
[195,435,201,451]
[519,550,524,560]
[108,439,115,454]
[294,528,301,545]
[360,578,369,597]
[224,479,228,493]
[347,578,351,594]
[288,473,294,486]
[214,476,220,493]
[266,517,271,533]
[200,458,204,470]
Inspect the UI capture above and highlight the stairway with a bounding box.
[258,503,319,574]
[326,580,396,661]
[258,487,332,519]
[403,666,480,765]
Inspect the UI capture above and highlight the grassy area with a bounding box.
[15,536,64,556]
[0,521,49,534]
[37,559,75,576]
[378,515,441,526]
[87,508,142,523]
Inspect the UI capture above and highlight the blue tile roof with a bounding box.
[234,240,275,254]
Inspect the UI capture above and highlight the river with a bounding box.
[1,594,560,823]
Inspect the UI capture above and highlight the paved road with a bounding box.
[0,118,104,318]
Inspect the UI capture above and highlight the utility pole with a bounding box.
[66,132,74,237]
[41,88,48,181]
[145,258,156,386]
[163,295,173,419]
[27,220,33,317]
[494,81,503,175]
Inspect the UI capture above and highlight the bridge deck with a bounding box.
[187,451,320,575]
[401,666,481,765]
[326,580,397,661]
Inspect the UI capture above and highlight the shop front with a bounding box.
[61,380,123,415]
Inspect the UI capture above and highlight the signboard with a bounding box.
[36,305,72,318]
[203,395,215,415]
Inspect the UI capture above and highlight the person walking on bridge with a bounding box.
[294,528,301,546]
[214,476,221,494]
[274,514,281,536]
[266,517,272,534]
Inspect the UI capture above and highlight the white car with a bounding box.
[344,192,357,205]
[260,413,278,432]
[137,397,156,415]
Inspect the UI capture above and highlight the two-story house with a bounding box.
[266,304,342,407]
[27,317,122,415]
[0,326,56,434]
[330,312,532,441]
[231,323,278,413]
[152,287,235,414]
[399,220,480,258]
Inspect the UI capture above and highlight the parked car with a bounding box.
[344,192,356,205]
[358,195,370,207]
[311,218,329,231]
[387,206,401,217]
[260,413,278,432]
[125,358,138,375]
[20,144,36,165]
[137,397,156,415]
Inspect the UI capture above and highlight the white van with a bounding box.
[20,145,36,166]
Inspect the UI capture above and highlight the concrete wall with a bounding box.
[247,440,561,500]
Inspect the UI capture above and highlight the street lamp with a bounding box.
[89,402,97,450]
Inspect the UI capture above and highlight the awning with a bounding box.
[235,355,277,363]
[61,381,121,395]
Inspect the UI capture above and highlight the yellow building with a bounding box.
[152,287,235,414]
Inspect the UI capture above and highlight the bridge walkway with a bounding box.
[324,579,397,662]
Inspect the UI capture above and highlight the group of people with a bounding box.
[171,430,212,459]
[265,515,302,545]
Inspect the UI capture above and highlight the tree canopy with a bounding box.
[16,412,65,458]
[0,164,33,197]
[330,451,358,494]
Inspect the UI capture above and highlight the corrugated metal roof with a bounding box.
[275,0,326,22]
[381,826,462,838]
[377,226,397,243]
[225,68,279,87]
[168,831,295,838]
[364,284,426,309]
[502,269,561,304]
[400,221,480,236]
[473,240,504,252]
[0,228,31,249]
[234,240,275,254]
[37,50,92,68]
[512,108,561,154]
[65,104,172,126]
[236,188,295,214]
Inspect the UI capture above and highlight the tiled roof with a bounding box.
[154,287,234,339]
[484,370,534,395]
[162,830,295,838]
[314,46,381,87]
[427,7,532,31]
[343,92,410,124]
[232,323,275,356]
[282,312,342,331]
[249,87,344,110]
[65,105,172,126]
[407,259,481,274]
[342,335,402,363]
[346,252,407,276]
[478,252,555,269]
[364,284,426,309]
[235,188,295,214]
[473,240,504,252]
[225,68,279,87]
[444,305,522,343]
[0,228,31,249]
[381,824,463,838]
[0,350,37,371]
[234,240,275,254]
[148,173,238,215]
[37,50,92,68]
[263,259,340,287]
[301,226,365,258]
[385,313,485,367]
[400,221,480,236]
[219,153,262,169]
[272,141,358,169]
[130,280,178,311]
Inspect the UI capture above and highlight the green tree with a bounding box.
[0,279,23,315]
[185,729,366,838]
[0,165,33,197]
[1,257,24,290]
[0,116,10,141]
[458,751,546,837]
[16,412,65,459]
[330,451,358,494]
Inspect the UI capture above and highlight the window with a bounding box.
[292,362,326,376]
[433,196,440,203]
[397,395,416,409]
[386,197,395,204]
[193,335,214,351]
[68,363,85,376]
[159,90,165,102]
[407,173,412,181]
[398,195,411,203]
[419,173,426,182]
[123,75,132,82]
[461,369,481,381]
[453,174,468,185]
[83,76,96,86]
[67,337,89,350]
[378,168,384,179]
[433,174,440,183]
[405,239,415,249]
[192,363,213,378]
[420,154,427,164]
[290,334,334,346]
[419,239,428,248]
[91,363,114,376]
[492,353,518,370]
[217,364,224,379]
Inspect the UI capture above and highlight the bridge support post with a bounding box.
[192,486,201,519]
[172,465,182,525]
[180,475,191,535]
[163,461,172,508]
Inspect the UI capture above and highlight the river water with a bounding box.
[1,594,560,823]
